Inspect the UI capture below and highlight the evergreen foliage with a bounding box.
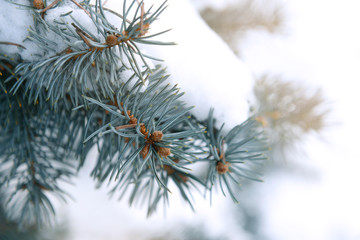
[204,109,267,204]
[0,0,268,229]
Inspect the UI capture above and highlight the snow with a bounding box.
[191,0,238,10]
[0,0,33,59]
[0,0,98,61]
[143,0,254,130]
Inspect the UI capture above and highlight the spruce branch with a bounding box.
[203,109,268,203]
[6,0,173,107]
[0,86,80,227]
[0,0,270,229]
[83,67,204,188]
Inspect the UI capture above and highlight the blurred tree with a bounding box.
[200,0,284,54]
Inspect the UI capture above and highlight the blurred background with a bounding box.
[2,0,360,239]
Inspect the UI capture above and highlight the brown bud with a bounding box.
[151,131,163,142]
[106,34,118,46]
[158,147,171,158]
[33,0,44,9]
[216,161,231,174]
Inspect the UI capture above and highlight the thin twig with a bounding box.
[71,23,96,41]
[71,0,90,17]
[41,0,61,13]
[115,123,144,130]
[75,29,91,47]
[125,41,136,52]
[0,41,26,49]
